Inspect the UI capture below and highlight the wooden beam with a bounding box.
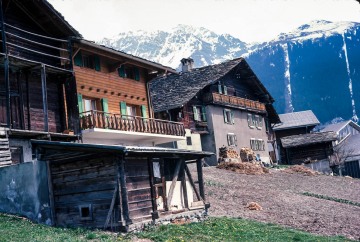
[196,158,205,200]
[25,71,31,130]
[4,57,10,127]
[17,72,25,129]
[118,155,132,225]
[160,158,168,211]
[41,64,48,132]
[180,160,188,209]
[147,158,157,216]
[167,159,182,208]
[184,163,202,201]
[104,184,118,230]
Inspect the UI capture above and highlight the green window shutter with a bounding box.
[118,65,125,78]
[193,106,199,121]
[101,98,108,113]
[223,85,228,95]
[223,109,228,123]
[231,111,235,124]
[201,106,207,122]
[77,94,83,114]
[141,105,147,118]
[227,134,231,146]
[120,101,127,115]
[94,55,101,71]
[74,51,83,67]
[218,84,222,94]
[247,114,252,126]
[134,67,140,81]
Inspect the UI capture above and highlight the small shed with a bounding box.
[280,131,337,165]
[32,140,212,231]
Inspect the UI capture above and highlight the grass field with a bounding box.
[0,213,352,242]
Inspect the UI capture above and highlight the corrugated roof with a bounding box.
[281,131,337,148]
[273,110,320,131]
[321,120,360,133]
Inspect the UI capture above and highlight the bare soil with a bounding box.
[198,165,360,240]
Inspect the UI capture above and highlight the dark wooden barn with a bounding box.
[32,140,211,231]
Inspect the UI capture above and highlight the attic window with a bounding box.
[74,51,101,71]
[118,65,140,81]
[217,83,227,95]
[79,204,93,221]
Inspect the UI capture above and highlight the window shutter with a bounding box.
[193,106,199,121]
[94,55,101,71]
[218,84,222,94]
[247,114,252,126]
[259,117,263,128]
[134,67,140,81]
[223,109,228,123]
[118,65,125,78]
[141,105,147,118]
[74,51,83,67]
[101,98,108,113]
[77,94,83,114]
[120,101,127,115]
[227,134,231,146]
[201,106,207,122]
[231,111,235,124]
[223,85,228,95]
[234,135,238,146]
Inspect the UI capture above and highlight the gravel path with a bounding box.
[199,166,360,240]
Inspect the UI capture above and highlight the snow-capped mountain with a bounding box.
[99,25,249,69]
[98,21,360,124]
[246,20,360,123]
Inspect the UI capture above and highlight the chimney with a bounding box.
[181,58,194,72]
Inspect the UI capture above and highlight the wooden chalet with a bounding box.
[33,140,211,231]
[150,58,280,165]
[272,110,320,163]
[71,39,185,146]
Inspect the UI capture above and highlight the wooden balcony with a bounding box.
[80,110,186,137]
[205,93,266,112]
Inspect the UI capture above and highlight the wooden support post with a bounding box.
[117,155,131,225]
[181,160,188,209]
[17,72,25,129]
[160,158,168,211]
[25,71,31,130]
[185,163,202,201]
[167,159,182,209]
[41,64,49,132]
[196,158,205,201]
[46,160,56,226]
[4,57,10,127]
[147,158,158,217]
[104,184,118,230]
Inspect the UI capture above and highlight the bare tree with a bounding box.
[330,139,355,176]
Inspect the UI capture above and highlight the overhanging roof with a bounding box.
[273,110,320,131]
[281,131,337,148]
[32,140,213,161]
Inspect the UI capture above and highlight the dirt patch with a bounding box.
[283,165,320,176]
[217,161,269,175]
[190,165,360,240]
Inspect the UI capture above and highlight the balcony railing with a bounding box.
[80,110,186,137]
[205,92,266,112]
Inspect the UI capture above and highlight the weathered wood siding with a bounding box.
[0,138,11,166]
[286,143,332,165]
[125,158,153,222]
[50,156,119,228]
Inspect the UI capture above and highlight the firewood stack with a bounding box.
[219,146,240,159]
[240,147,257,162]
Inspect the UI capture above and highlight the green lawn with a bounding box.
[0,213,352,242]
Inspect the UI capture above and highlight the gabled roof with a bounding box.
[340,134,360,159]
[73,39,176,74]
[149,58,278,123]
[273,110,320,131]
[281,131,337,148]
[320,120,360,133]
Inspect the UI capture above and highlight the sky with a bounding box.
[49,0,360,43]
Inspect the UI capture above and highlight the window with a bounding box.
[126,105,137,117]
[217,83,228,95]
[74,51,100,71]
[10,146,23,165]
[248,113,263,129]
[250,139,265,151]
[118,65,140,81]
[83,99,97,112]
[193,106,206,122]
[227,133,237,146]
[186,136,192,146]
[223,109,234,124]
[79,204,93,221]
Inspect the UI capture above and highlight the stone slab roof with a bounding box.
[281,131,337,148]
[273,110,320,131]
